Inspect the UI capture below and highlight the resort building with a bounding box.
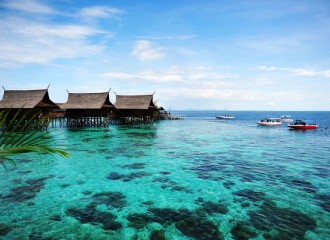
[60,92,115,127]
[114,94,157,124]
[0,88,59,130]
[0,88,59,113]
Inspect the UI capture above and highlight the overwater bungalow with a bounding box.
[60,91,115,127]
[114,94,157,124]
[0,88,59,130]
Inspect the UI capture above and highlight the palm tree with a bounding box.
[0,109,69,169]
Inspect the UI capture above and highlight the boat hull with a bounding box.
[257,122,282,126]
[216,116,235,120]
[288,125,318,130]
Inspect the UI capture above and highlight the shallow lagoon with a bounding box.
[1,111,329,239]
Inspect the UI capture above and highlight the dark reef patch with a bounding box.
[0,223,13,237]
[66,191,127,231]
[92,191,127,210]
[77,180,85,185]
[107,172,122,180]
[66,204,122,231]
[150,229,166,240]
[313,165,329,178]
[248,199,316,239]
[2,176,52,202]
[152,176,174,184]
[28,231,54,240]
[141,200,154,206]
[290,179,318,194]
[127,207,224,239]
[196,198,229,215]
[230,222,257,240]
[12,179,23,184]
[112,147,127,154]
[107,171,152,182]
[233,189,266,203]
[241,202,251,208]
[223,180,235,189]
[127,213,151,229]
[315,194,330,213]
[175,216,223,240]
[120,163,146,169]
[170,185,193,193]
[50,215,62,221]
[153,177,193,193]
[126,132,156,139]
[82,190,93,195]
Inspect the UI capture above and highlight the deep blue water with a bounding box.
[0,111,329,239]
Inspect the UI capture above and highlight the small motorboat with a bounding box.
[279,115,293,122]
[216,115,236,120]
[257,118,282,126]
[288,120,318,130]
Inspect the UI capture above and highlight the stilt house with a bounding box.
[0,88,59,115]
[0,88,59,129]
[60,92,115,127]
[114,94,157,124]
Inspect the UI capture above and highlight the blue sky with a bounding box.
[0,0,329,110]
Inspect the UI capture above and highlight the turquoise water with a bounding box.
[1,111,329,240]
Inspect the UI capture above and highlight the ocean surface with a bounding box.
[1,111,329,240]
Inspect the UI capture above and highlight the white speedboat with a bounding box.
[257,118,282,126]
[279,115,293,122]
[215,115,236,120]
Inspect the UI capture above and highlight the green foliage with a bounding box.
[0,109,69,170]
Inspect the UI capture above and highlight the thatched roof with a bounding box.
[115,95,156,110]
[0,89,59,109]
[61,92,114,109]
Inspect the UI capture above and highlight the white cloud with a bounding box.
[131,40,164,61]
[257,66,278,71]
[267,102,276,106]
[255,78,274,85]
[103,72,136,79]
[322,70,330,78]
[291,68,318,76]
[0,1,123,68]
[80,6,124,18]
[290,67,330,78]
[103,71,182,83]
[257,65,330,79]
[136,35,196,40]
[2,0,58,14]
[102,65,238,85]
[0,13,112,67]
[14,20,108,39]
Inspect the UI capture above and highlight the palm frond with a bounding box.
[0,157,17,170]
[0,108,70,169]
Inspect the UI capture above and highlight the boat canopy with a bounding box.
[294,120,316,124]
[266,118,281,120]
